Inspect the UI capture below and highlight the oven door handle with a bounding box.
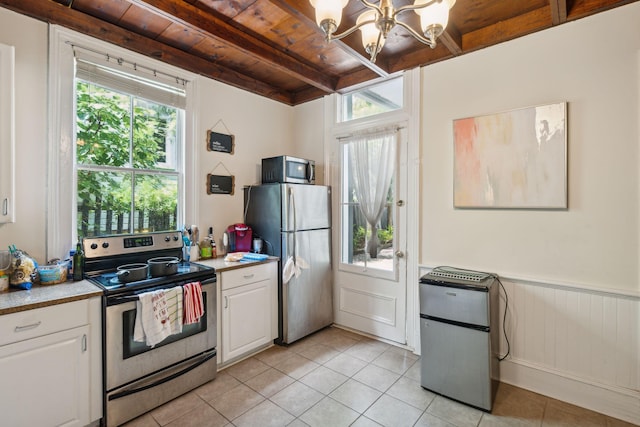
[108,350,216,401]
[107,279,215,306]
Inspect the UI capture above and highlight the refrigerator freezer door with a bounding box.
[419,282,490,327]
[283,184,331,232]
[281,228,332,343]
[420,318,493,411]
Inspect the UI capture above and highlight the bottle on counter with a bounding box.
[73,237,84,281]
[210,227,217,258]
[199,232,212,260]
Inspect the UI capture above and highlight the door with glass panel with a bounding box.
[334,126,407,344]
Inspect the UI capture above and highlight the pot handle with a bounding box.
[117,270,130,279]
[165,259,180,267]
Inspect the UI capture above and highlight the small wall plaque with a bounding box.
[207,130,234,154]
[207,174,234,195]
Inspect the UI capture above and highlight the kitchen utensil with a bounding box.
[116,263,148,283]
[147,256,180,277]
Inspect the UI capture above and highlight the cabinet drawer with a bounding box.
[0,299,89,346]
[220,263,274,291]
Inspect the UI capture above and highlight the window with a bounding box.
[340,77,403,122]
[340,128,397,273]
[74,56,185,237]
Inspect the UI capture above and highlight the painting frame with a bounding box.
[453,102,567,209]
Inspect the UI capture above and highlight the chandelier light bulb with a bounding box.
[414,0,455,45]
[356,9,384,61]
[310,0,349,37]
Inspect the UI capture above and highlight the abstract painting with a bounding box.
[453,102,567,209]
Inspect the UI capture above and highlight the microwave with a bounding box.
[262,156,315,184]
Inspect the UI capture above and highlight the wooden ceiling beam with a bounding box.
[462,6,553,52]
[550,0,568,24]
[0,0,296,105]
[128,0,337,93]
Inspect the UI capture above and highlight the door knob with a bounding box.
[395,251,405,258]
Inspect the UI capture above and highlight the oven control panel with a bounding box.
[83,231,183,259]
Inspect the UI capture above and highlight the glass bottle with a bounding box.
[73,237,84,281]
[210,228,217,258]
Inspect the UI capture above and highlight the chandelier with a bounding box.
[310,0,456,63]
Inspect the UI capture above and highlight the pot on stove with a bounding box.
[116,263,148,283]
[147,256,180,277]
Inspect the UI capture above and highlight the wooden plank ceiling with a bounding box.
[0,0,637,105]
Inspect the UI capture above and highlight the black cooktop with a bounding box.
[87,261,215,295]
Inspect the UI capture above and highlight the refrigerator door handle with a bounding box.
[306,162,314,183]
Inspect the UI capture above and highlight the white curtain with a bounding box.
[347,127,397,259]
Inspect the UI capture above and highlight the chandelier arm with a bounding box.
[330,18,377,41]
[394,20,437,47]
[393,0,442,17]
[358,0,383,15]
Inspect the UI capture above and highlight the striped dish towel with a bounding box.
[183,282,204,325]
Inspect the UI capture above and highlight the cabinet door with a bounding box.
[221,280,271,362]
[0,43,14,223]
[0,325,90,427]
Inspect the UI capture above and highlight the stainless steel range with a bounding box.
[84,231,217,427]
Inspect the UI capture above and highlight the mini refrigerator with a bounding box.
[419,267,499,412]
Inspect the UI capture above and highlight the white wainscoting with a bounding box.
[417,267,640,424]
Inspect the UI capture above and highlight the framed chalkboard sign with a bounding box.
[207,130,234,154]
[207,174,234,195]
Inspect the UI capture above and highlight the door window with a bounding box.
[340,127,398,277]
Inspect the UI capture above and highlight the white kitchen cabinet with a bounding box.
[219,262,277,364]
[0,297,102,426]
[0,43,15,223]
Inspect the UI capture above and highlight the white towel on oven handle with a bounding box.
[183,282,204,325]
[165,286,183,335]
[133,289,172,347]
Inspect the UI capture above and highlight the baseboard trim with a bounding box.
[500,358,640,425]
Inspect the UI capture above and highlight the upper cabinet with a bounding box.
[0,43,14,223]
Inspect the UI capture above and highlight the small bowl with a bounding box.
[38,261,69,285]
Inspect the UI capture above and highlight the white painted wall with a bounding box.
[194,77,294,242]
[418,4,640,422]
[420,2,640,294]
[292,99,326,184]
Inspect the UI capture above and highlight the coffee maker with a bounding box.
[225,223,252,252]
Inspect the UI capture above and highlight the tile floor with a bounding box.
[123,327,637,427]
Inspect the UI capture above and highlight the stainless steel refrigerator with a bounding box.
[244,183,332,345]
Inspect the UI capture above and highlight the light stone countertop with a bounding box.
[0,280,103,315]
[195,254,279,273]
[0,255,278,316]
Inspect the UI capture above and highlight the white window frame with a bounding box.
[47,26,198,261]
[338,75,404,123]
[331,73,415,281]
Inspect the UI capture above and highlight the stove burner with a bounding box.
[104,264,199,285]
